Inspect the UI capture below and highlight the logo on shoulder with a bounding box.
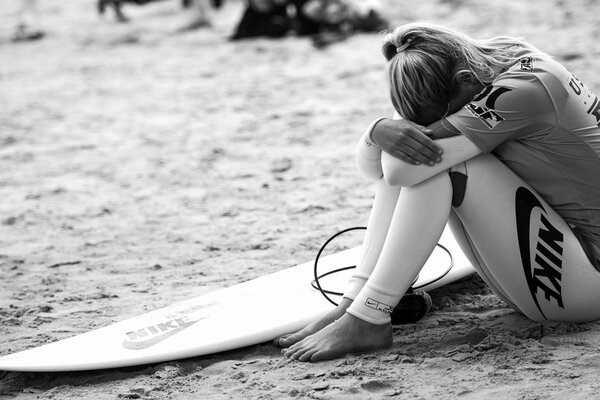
[520,56,534,72]
[465,103,504,129]
[466,86,512,129]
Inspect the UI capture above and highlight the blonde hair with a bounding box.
[382,23,544,120]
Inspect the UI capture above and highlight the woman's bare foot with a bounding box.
[281,312,393,362]
[273,298,352,348]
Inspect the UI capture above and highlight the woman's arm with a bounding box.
[355,114,444,181]
[381,132,481,187]
[381,117,482,186]
[356,115,482,186]
[370,117,443,166]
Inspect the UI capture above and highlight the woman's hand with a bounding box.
[371,118,442,166]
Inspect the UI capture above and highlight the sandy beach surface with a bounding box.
[1,0,600,399]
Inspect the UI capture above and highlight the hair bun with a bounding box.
[382,41,398,61]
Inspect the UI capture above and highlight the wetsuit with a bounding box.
[349,54,600,324]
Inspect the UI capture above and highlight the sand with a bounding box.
[1,0,600,399]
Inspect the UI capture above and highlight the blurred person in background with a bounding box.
[12,0,44,42]
[230,0,388,47]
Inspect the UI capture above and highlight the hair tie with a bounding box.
[396,38,413,53]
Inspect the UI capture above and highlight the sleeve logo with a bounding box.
[465,86,512,129]
[465,103,504,129]
[520,56,534,72]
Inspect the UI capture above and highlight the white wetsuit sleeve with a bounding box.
[355,117,385,181]
[381,134,482,187]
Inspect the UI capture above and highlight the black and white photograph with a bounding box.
[1,0,600,399]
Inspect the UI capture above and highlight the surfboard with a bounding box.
[0,226,475,372]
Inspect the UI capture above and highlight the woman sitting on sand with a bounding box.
[274,22,600,361]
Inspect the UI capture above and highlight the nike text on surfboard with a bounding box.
[123,317,198,350]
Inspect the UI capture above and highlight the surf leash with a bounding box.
[311,227,454,324]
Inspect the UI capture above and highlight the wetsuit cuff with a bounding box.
[346,286,396,325]
[365,117,386,147]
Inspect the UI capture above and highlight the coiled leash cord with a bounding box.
[311,227,454,324]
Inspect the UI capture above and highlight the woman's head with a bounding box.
[382,23,542,124]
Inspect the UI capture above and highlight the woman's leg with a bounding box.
[451,154,600,322]
[346,172,452,325]
[447,210,523,313]
[275,180,402,347]
[282,172,452,361]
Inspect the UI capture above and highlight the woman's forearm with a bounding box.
[381,134,481,187]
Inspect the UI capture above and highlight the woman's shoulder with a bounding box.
[497,54,569,86]
[493,54,571,105]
